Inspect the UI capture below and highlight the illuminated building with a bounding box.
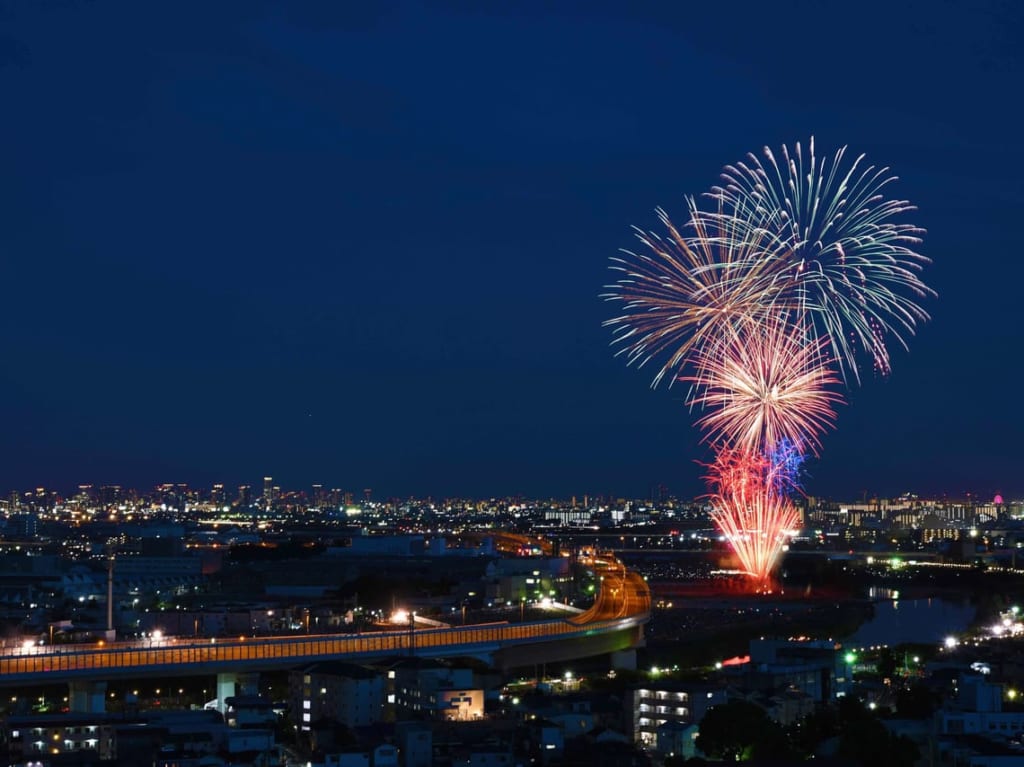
[290,662,384,730]
[628,682,726,747]
[263,476,274,510]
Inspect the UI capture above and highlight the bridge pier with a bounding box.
[611,649,637,671]
[216,672,259,712]
[68,680,107,713]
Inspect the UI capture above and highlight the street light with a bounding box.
[408,610,417,656]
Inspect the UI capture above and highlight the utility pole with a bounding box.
[106,547,116,640]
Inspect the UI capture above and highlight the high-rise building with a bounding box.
[98,485,122,505]
[263,477,274,509]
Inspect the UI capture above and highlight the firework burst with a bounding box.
[708,137,934,383]
[767,437,807,496]
[684,315,843,455]
[704,448,802,584]
[602,200,784,388]
[604,138,932,585]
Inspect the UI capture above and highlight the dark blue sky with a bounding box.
[1,1,1021,500]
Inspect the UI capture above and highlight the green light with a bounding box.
[845,652,856,664]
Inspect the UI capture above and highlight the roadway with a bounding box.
[0,552,649,684]
[572,552,651,623]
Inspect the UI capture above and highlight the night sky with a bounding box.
[1,2,1021,500]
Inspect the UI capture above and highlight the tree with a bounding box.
[695,700,779,761]
[789,707,839,757]
[877,647,897,679]
[895,682,939,718]
[838,718,919,767]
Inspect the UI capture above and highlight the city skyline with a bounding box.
[1,475,1015,507]
[2,3,1021,499]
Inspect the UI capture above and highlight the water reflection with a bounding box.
[847,597,975,646]
[868,586,900,600]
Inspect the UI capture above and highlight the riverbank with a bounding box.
[644,599,873,667]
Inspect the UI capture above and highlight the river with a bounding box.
[845,589,976,647]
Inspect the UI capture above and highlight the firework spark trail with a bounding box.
[602,199,787,388]
[605,138,932,585]
[707,137,934,384]
[705,448,803,582]
[684,316,842,456]
[767,437,807,496]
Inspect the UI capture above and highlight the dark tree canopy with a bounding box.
[695,701,776,761]
[838,717,920,767]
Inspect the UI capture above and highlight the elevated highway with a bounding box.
[0,553,649,688]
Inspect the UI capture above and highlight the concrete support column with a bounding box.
[68,680,107,713]
[611,649,637,671]
[216,672,237,713]
[216,672,260,712]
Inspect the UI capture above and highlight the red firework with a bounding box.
[606,139,932,586]
[705,448,802,584]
